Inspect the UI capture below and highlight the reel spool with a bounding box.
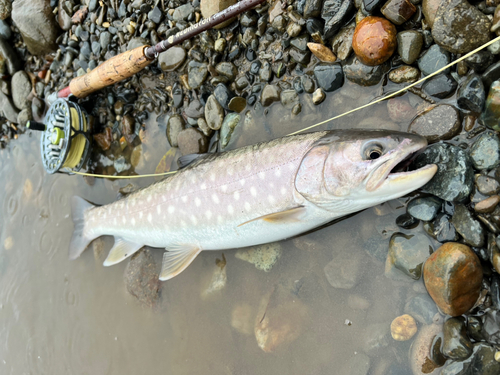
[27,98,92,174]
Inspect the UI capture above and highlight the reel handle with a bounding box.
[27,121,47,132]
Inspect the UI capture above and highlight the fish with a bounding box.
[69,129,437,281]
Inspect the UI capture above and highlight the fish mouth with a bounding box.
[366,141,437,194]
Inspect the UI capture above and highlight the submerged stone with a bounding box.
[418,44,451,76]
[428,213,459,243]
[343,55,390,86]
[386,232,433,280]
[324,251,362,289]
[457,74,485,114]
[158,46,186,71]
[391,314,418,341]
[442,317,473,361]
[422,74,457,99]
[440,343,500,374]
[408,105,461,143]
[124,249,160,308]
[166,114,185,147]
[313,63,344,92]
[404,294,439,325]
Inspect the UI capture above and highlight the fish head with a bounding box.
[295,130,437,211]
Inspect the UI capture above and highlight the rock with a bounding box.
[228,97,246,113]
[442,317,473,361]
[177,128,208,155]
[127,37,149,50]
[464,50,494,73]
[260,84,281,106]
[158,46,186,71]
[391,314,418,341]
[352,16,397,66]
[215,62,237,81]
[312,88,326,104]
[422,0,441,28]
[301,75,315,93]
[475,175,500,195]
[235,242,282,272]
[187,61,208,89]
[254,284,308,352]
[280,90,299,109]
[124,249,160,308]
[404,294,439,325]
[428,213,459,242]
[200,0,237,29]
[259,61,272,82]
[388,65,420,83]
[387,97,417,123]
[410,323,444,375]
[331,23,355,60]
[93,127,112,151]
[470,131,500,170]
[214,83,235,110]
[0,19,11,40]
[381,0,417,25]
[166,114,185,147]
[0,37,21,76]
[451,204,485,248]
[396,213,419,229]
[432,0,492,54]
[11,0,59,55]
[441,343,500,374]
[423,242,482,316]
[481,80,500,131]
[457,74,485,113]
[422,74,458,99]
[407,196,443,221]
[397,30,424,65]
[304,0,323,18]
[321,0,355,39]
[324,251,362,289]
[184,100,204,119]
[201,254,227,299]
[220,113,240,149]
[289,47,311,65]
[343,55,390,86]
[114,156,130,173]
[0,0,11,20]
[385,232,432,280]
[58,0,72,31]
[418,44,451,75]
[11,71,32,110]
[313,63,343,92]
[475,195,500,213]
[307,42,336,62]
[0,90,19,123]
[408,105,461,143]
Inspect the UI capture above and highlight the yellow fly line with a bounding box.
[72,34,500,180]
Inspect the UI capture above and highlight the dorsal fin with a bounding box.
[237,206,306,227]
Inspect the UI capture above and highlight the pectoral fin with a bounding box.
[159,244,202,281]
[103,238,143,266]
[237,206,306,227]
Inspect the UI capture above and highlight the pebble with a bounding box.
[220,113,240,149]
[428,213,459,242]
[418,44,451,76]
[214,83,234,110]
[423,242,483,316]
[314,63,344,92]
[476,175,500,195]
[259,61,272,82]
[457,74,486,113]
[475,195,500,213]
[397,30,424,65]
[312,88,326,104]
[481,80,500,131]
[158,46,186,71]
[442,317,473,361]
[422,0,440,28]
[215,62,237,81]
[11,71,32,110]
[452,204,485,247]
[304,0,323,18]
[441,343,500,374]
[187,61,208,89]
[177,128,208,155]
[321,0,355,39]
[166,114,185,147]
[388,65,420,83]
[385,232,432,280]
[391,314,418,341]
[381,0,417,25]
[410,323,444,375]
[464,50,494,73]
[235,242,282,272]
[432,0,492,54]
[331,23,355,61]
[470,131,500,170]
[204,95,224,130]
[260,84,281,106]
[124,249,160,308]
[324,250,362,289]
[0,38,20,76]
[407,196,443,221]
[352,16,397,66]
[280,90,299,109]
[227,97,246,113]
[387,97,417,123]
[0,19,11,40]
[396,213,419,229]
[343,56,389,86]
[0,0,11,20]
[408,105,461,143]
[422,74,458,99]
[404,294,439,325]
[307,42,336,62]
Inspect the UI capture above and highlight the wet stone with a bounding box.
[470,131,500,170]
[304,0,323,18]
[481,80,500,131]
[464,50,494,73]
[11,71,32,110]
[227,97,246,113]
[443,317,473,361]
[172,83,183,108]
[307,43,336,63]
[280,90,299,109]
[187,61,208,89]
[321,0,355,39]
[404,294,439,325]
[158,46,186,71]
[475,195,500,213]
[324,251,362,289]
[397,30,424,65]
[396,213,419,229]
[220,113,240,149]
[352,16,397,66]
[385,232,432,280]
[124,249,160,308]
[477,175,500,195]
[457,74,485,114]
[214,83,235,110]
[166,114,185,147]
[204,94,224,130]
[0,38,19,76]
[289,48,311,65]
[259,61,272,82]
[343,55,389,86]
[423,242,483,316]
[314,63,343,92]
[492,274,500,309]
[441,343,500,375]
[391,314,418,341]
[381,0,417,25]
[331,24,355,61]
[451,204,485,248]
[177,128,208,156]
[312,88,326,104]
[388,65,420,83]
[363,322,391,355]
[387,97,417,123]
[432,0,492,54]
[364,0,385,12]
[407,196,443,221]
[408,105,461,143]
[301,75,315,93]
[235,242,282,272]
[215,62,238,81]
[422,74,458,99]
[261,84,281,106]
[429,213,459,242]
[114,156,130,173]
[418,44,451,76]
[148,6,162,23]
[184,100,204,119]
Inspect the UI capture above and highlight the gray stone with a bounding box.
[124,249,160,308]
[280,90,299,108]
[158,46,186,71]
[11,71,32,110]
[451,204,485,248]
[408,105,461,143]
[407,196,443,221]
[205,95,224,130]
[443,317,473,361]
[0,90,19,123]
[0,19,11,39]
[324,251,362,289]
[343,55,389,86]
[397,30,423,65]
[470,131,500,170]
[261,84,281,106]
[215,62,237,81]
[0,38,20,76]
[386,232,433,280]
[314,63,344,92]
[173,3,194,21]
[166,114,185,147]
[177,128,209,155]
[188,61,208,89]
[457,74,485,113]
[441,343,500,375]
[418,44,451,76]
[321,0,355,40]
[220,113,240,149]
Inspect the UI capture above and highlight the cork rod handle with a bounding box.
[69,46,152,98]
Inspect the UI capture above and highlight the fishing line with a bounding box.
[72,35,500,180]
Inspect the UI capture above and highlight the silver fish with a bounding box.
[70,130,437,280]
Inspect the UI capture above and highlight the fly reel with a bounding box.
[27,98,92,174]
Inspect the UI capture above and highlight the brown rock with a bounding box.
[391,314,418,341]
[475,195,500,214]
[352,16,397,66]
[388,65,420,83]
[58,0,72,31]
[93,127,113,151]
[124,249,161,308]
[422,0,443,28]
[0,0,11,20]
[71,6,88,24]
[200,0,237,29]
[177,127,209,155]
[381,0,417,25]
[423,242,482,316]
[307,42,337,63]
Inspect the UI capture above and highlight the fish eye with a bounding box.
[363,143,384,160]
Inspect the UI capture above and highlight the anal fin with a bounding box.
[103,238,144,266]
[238,206,306,227]
[160,244,202,281]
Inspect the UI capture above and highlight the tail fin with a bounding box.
[69,196,97,260]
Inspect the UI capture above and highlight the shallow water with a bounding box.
[0,83,439,374]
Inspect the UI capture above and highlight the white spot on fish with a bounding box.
[269,182,274,188]
[148,214,152,223]
[201,183,207,189]
[245,164,251,171]
[139,212,143,219]
[210,174,215,182]
[281,187,287,195]
[122,217,127,224]
[205,210,212,219]
[180,220,187,227]
[157,206,161,214]
[217,215,223,223]
[131,218,136,225]
[191,175,197,183]
[181,196,187,203]
[190,216,197,225]
[212,194,220,204]
[233,191,240,201]
[250,187,257,197]
[258,172,266,180]
[244,202,251,211]
[227,167,233,176]
[268,195,275,204]
[240,179,245,186]
[113,218,117,225]
[195,197,201,207]
[228,205,234,215]
[147,195,152,203]
[221,185,228,193]
[288,163,295,170]
[275,169,281,177]
[162,196,166,202]
[168,206,175,214]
